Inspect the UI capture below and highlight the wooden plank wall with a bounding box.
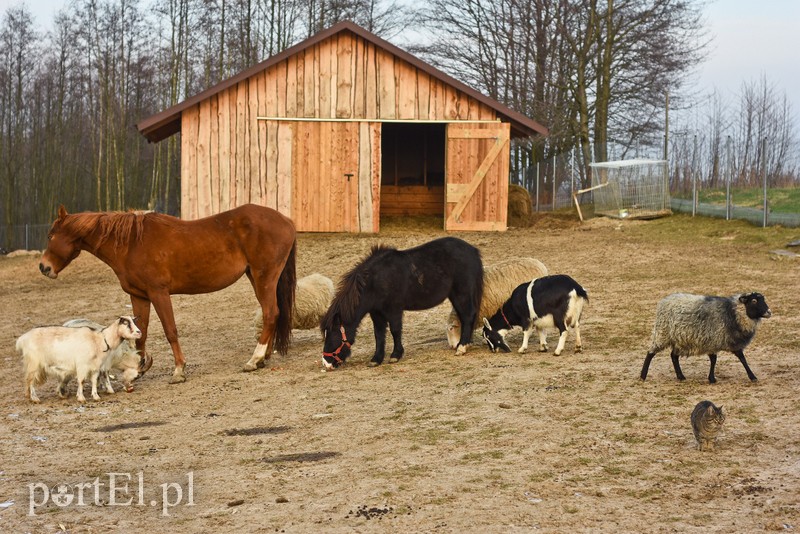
[180,30,502,231]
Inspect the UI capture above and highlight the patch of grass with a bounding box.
[461,450,505,462]
[679,187,800,214]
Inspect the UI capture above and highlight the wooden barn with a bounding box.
[137,21,548,232]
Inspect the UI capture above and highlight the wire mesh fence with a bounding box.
[512,140,800,228]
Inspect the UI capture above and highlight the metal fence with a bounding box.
[670,199,800,227]
[513,141,800,228]
[0,224,49,253]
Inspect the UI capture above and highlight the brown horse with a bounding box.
[39,204,297,383]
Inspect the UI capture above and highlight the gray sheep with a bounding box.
[640,292,771,383]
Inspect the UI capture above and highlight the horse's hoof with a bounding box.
[456,345,467,355]
[367,361,381,367]
[388,357,400,364]
[242,362,258,372]
[169,373,186,384]
[575,346,583,353]
[517,348,527,354]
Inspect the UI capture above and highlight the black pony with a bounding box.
[320,237,483,369]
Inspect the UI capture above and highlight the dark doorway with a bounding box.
[380,123,446,216]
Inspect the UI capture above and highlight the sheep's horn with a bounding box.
[139,353,153,374]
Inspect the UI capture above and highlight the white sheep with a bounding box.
[640,292,771,383]
[254,273,335,334]
[447,257,548,348]
[63,319,141,394]
[17,316,142,403]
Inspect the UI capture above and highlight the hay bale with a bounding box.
[507,185,532,227]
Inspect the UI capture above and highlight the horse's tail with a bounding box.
[274,238,297,355]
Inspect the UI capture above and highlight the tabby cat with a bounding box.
[691,400,725,451]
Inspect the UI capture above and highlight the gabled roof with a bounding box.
[137,21,548,143]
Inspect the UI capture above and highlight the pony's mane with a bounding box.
[320,244,397,331]
[62,210,173,250]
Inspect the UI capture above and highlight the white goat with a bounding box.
[17,316,142,403]
[63,319,141,394]
[447,257,548,348]
[254,273,335,334]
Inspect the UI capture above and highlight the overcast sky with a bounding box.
[2,0,799,120]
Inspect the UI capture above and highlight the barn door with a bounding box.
[289,121,380,232]
[445,122,510,231]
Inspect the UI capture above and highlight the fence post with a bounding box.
[25,224,29,251]
[535,162,540,213]
[725,136,732,220]
[552,161,556,210]
[692,135,697,217]
[762,137,768,228]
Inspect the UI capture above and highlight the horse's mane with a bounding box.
[320,244,397,331]
[62,210,174,250]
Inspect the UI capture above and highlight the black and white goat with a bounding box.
[482,274,588,355]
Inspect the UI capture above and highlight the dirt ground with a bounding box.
[1,212,798,533]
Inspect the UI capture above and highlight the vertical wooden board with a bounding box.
[479,102,495,120]
[319,40,332,119]
[431,80,444,120]
[276,122,293,217]
[209,95,220,214]
[336,33,353,118]
[313,45,321,118]
[319,122,332,231]
[236,81,248,206]
[196,100,212,218]
[260,71,273,206]
[396,61,416,119]
[264,120,279,209]
[358,122,372,232]
[285,57,296,117]
[353,37,365,118]
[218,88,231,212]
[377,49,396,119]
[228,87,238,209]
[345,122,360,232]
[291,122,308,229]
[303,48,315,117]
[497,123,510,227]
[467,96,479,120]
[250,75,263,204]
[365,43,378,118]
[358,121,381,233]
[416,70,430,119]
[180,106,199,220]
[294,53,304,117]
[445,87,460,120]
[370,122,381,232]
[275,60,287,117]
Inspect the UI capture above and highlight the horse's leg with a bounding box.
[149,292,187,383]
[449,294,477,355]
[368,312,388,367]
[243,269,281,372]
[130,294,153,374]
[387,312,405,364]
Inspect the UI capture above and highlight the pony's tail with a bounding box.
[274,238,297,355]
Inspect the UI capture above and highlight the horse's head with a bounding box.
[321,323,352,370]
[39,206,81,279]
[482,317,511,353]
